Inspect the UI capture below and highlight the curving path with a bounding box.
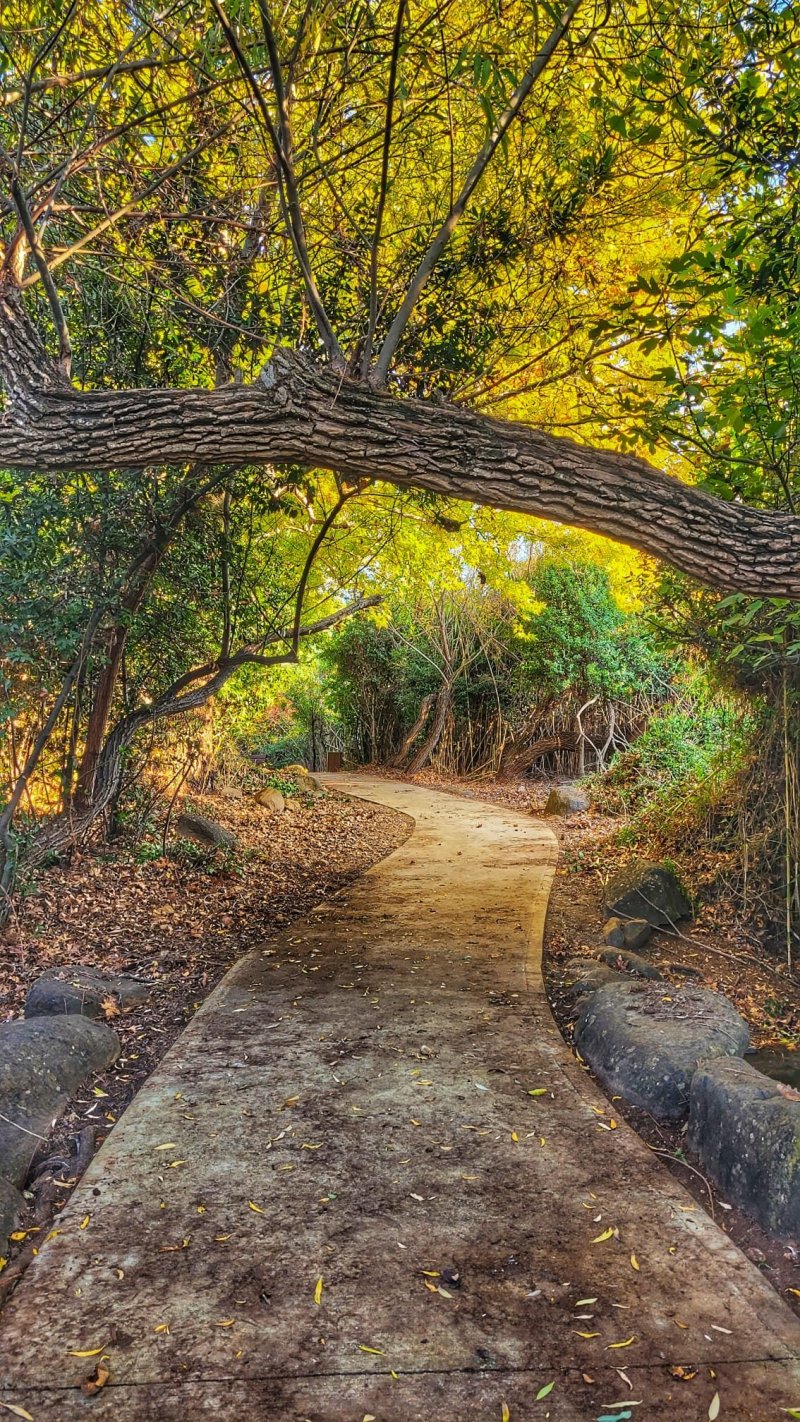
[0,776,798,1419]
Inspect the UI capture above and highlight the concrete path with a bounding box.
[0,776,798,1420]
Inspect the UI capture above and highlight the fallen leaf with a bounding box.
[92,1088,109,1098]
[607,1337,636,1349]
[357,1345,384,1355]
[248,1201,264,1214]
[575,1331,600,1339]
[68,1347,104,1358]
[527,1088,547,1097]
[501,1405,510,1422]
[314,1276,323,1306]
[81,1363,110,1396]
[215,1319,236,1328]
[79,1216,90,1230]
[630,1254,640,1271]
[709,1393,720,1420]
[0,1404,35,1420]
[535,1381,555,1401]
[591,1227,614,1243]
[154,1143,178,1151]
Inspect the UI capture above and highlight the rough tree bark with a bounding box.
[406,679,453,774]
[1,284,799,595]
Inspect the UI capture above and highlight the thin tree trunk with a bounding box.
[391,692,435,767]
[406,680,452,774]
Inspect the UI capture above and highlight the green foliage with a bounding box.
[517,560,667,702]
[596,676,748,819]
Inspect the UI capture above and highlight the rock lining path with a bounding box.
[0,776,798,1419]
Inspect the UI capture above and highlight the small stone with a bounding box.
[219,785,244,801]
[544,784,589,817]
[254,788,285,813]
[563,957,626,997]
[25,965,152,1022]
[602,917,625,948]
[599,947,662,980]
[623,918,652,951]
[176,812,237,851]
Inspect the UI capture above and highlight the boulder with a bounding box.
[0,1016,119,1193]
[605,861,691,927]
[689,1056,800,1240]
[219,785,244,801]
[599,947,662,980]
[574,981,749,1120]
[25,965,151,1022]
[563,958,627,998]
[544,783,589,817]
[254,787,285,813]
[176,812,237,851]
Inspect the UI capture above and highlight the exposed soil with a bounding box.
[0,785,410,1298]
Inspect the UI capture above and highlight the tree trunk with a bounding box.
[391,692,435,767]
[1,285,799,595]
[73,624,128,808]
[406,680,452,774]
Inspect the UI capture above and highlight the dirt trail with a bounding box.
[0,775,798,1420]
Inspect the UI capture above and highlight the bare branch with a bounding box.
[361,0,407,378]
[373,0,583,383]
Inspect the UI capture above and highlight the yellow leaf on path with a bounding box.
[154,1143,177,1151]
[0,1403,35,1420]
[92,1088,108,1098]
[511,1132,519,1143]
[357,1345,384,1355]
[0,1259,7,1273]
[591,1227,614,1243]
[68,1348,103,1358]
[575,1331,600,1339]
[502,1404,511,1422]
[79,1216,90,1230]
[215,1320,236,1328]
[154,1323,170,1334]
[709,1393,720,1420]
[248,1201,264,1214]
[314,1277,323,1306]
[630,1254,640,1271]
[607,1336,636,1349]
[527,1089,547,1097]
[167,1160,186,1168]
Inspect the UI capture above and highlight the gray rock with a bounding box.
[176,812,237,851]
[563,957,626,998]
[25,965,151,1022]
[544,783,589,817]
[602,917,626,948]
[622,918,653,951]
[574,981,749,1120]
[219,785,244,801]
[605,862,691,927]
[689,1056,800,1240]
[254,787,285,813]
[0,1178,25,1247]
[0,1016,119,1191]
[599,947,662,980]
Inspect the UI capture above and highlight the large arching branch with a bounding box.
[0,292,797,595]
